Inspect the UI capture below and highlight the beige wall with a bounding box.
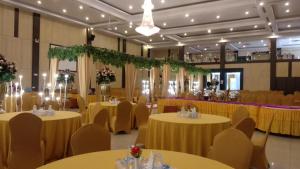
[226,63,270,91]
[292,62,300,77]
[0,4,32,88]
[276,62,289,77]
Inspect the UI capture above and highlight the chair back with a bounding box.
[77,96,86,113]
[234,117,256,139]
[71,124,110,156]
[211,128,253,169]
[45,101,60,111]
[232,107,249,125]
[93,108,109,129]
[138,96,147,104]
[22,93,35,111]
[135,103,150,128]
[116,101,132,124]
[163,106,179,113]
[8,113,44,169]
[262,114,275,147]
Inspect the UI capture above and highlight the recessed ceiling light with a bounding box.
[259,1,264,6]
[285,1,290,6]
[285,9,290,13]
[216,15,220,19]
[149,39,152,42]
[190,18,195,23]
[216,44,219,46]
[160,34,163,38]
[264,44,267,46]
[268,22,272,26]
[124,30,128,34]
[62,9,67,13]
[208,29,212,33]
[161,0,165,4]
[79,5,83,10]
[90,27,94,30]
[37,0,42,5]
[238,42,242,44]
[204,48,207,51]
[230,28,234,31]
[101,14,105,18]
[162,37,165,40]
[245,11,250,15]
[254,25,258,29]
[85,17,89,21]
[185,13,189,18]
[287,24,291,28]
[129,5,133,10]
[129,25,133,28]
[184,33,187,36]
[261,40,264,43]
[243,45,246,48]
[114,27,118,30]
[163,22,167,26]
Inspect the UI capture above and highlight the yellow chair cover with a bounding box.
[134,103,150,128]
[233,117,256,139]
[111,101,132,134]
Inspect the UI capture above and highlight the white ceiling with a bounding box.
[2,0,300,48]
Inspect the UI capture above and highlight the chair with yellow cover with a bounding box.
[251,114,274,169]
[233,117,256,139]
[8,113,44,169]
[93,108,109,129]
[22,93,36,111]
[77,96,87,114]
[71,124,111,156]
[138,96,147,104]
[45,101,60,111]
[232,107,250,126]
[135,124,148,146]
[0,152,4,169]
[209,128,253,169]
[134,103,150,128]
[111,101,133,134]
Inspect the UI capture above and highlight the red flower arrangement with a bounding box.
[130,145,142,158]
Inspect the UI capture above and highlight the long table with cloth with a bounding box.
[0,111,82,163]
[145,113,231,156]
[37,149,233,169]
[158,98,300,136]
[85,102,137,129]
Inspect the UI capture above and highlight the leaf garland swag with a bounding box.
[48,45,210,75]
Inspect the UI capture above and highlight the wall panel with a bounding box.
[276,62,289,77]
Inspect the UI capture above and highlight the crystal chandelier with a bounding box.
[135,0,160,36]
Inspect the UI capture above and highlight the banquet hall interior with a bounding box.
[0,0,299,169]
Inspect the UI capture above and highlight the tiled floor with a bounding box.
[111,130,300,169]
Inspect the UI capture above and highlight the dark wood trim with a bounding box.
[122,39,126,88]
[168,49,171,59]
[14,8,19,38]
[192,62,220,65]
[270,38,277,90]
[178,47,184,61]
[276,59,300,62]
[141,45,144,57]
[209,68,244,90]
[86,28,92,45]
[288,61,292,78]
[117,38,121,52]
[31,13,40,91]
[147,48,151,58]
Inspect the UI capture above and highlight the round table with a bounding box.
[145,113,231,156]
[0,111,82,162]
[86,102,136,129]
[37,149,233,169]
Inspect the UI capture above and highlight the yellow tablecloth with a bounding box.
[0,111,82,163]
[145,113,231,156]
[37,149,233,169]
[85,102,136,129]
[257,107,300,136]
[157,98,300,136]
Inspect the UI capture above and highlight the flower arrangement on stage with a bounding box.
[207,78,219,90]
[0,54,17,83]
[96,67,116,85]
[56,69,75,84]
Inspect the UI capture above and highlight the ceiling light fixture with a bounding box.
[37,0,42,5]
[114,27,118,30]
[204,48,207,51]
[285,1,290,6]
[177,42,184,46]
[184,33,187,36]
[269,33,279,38]
[101,14,105,18]
[124,30,128,34]
[245,11,249,15]
[268,22,272,26]
[62,9,67,13]
[161,0,165,4]
[135,0,160,36]
[185,13,189,18]
[259,1,264,6]
[208,29,212,33]
[264,44,267,46]
[129,5,133,10]
[285,9,290,13]
[85,17,89,21]
[149,39,152,42]
[230,28,234,31]
[216,15,220,19]
[190,18,195,23]
[79,5,83,10]
[219,38,228,43]
[238,42,242,44]
[162,37,165,40]
[216,44,219,46]
[254,25,258,28]
[163,22,167,26]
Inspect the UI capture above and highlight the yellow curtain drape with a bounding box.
[179,68,185,94]
[198,74,203,90]
[78,55,90,101]
[162,64,170,97]
[49,58,58,95]
[175,73,180,96]
[150,67,159,99]
[89,58,97,89]
[125,63,137,101]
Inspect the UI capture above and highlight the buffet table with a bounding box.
[38,149,233,169]
[158,98,300,136]
[0,111,82,162]
[145,113,231,156]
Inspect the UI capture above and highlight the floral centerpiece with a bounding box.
[56,69,75,85]
[206,78,219,90]
[0,54,17,113]
[96,67,116,85]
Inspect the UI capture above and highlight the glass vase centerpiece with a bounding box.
[56,69,75,91]
[96,67,116,101]
[0,54,17,113]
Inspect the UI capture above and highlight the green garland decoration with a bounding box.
[48,45,210,75]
